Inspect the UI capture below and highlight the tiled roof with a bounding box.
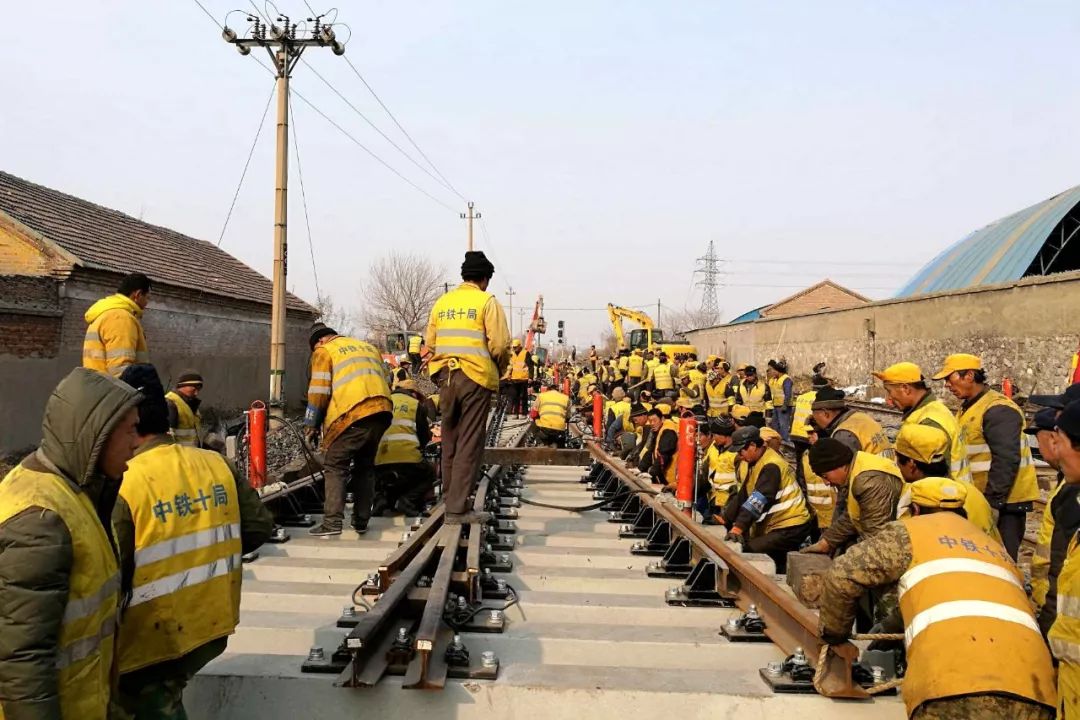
[0,170,317,314]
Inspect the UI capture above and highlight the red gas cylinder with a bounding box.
[676,416,698,514]
[562,377,572,397]
[247,400,267,489]
[1002,377,1013,399]
[592,391,604,437]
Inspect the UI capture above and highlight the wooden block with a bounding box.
[785,552,833,608]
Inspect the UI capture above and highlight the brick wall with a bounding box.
[762,283,868,318]
[0,312,61,358]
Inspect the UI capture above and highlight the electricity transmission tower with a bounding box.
[221,9,346,406]
[694,240,723,320]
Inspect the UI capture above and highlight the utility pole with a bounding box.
[223,11,346,407]
[460,201,480,251]
[505,286,516,336]
[694,240,722,321]
[517,308,527,340]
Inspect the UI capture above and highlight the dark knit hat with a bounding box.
[811,374,830,389]
[711,418,736,436]
[309,322,337,350]
[768,359,786,372]
[808,438,854,475]
[120,364,169,436]
[176,370,203,387]
[461,250,495,280]
[812,387,847,411]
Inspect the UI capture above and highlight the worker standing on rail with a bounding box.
[83,272,152,377]
[765,360,794,442]
[112,365,273,718]
[426,251,511,524]
[0,368,140,720]
[165,370,203,448]
[934,353,1038,560]
[304,323,393,537]
[720,426,811,572]
[874,361,972,484]
[506,338,534,417]
[532,384,571,448]
[801,438,904,555]
[810,387,892,456]
[727,365,771,427]
[819,477,1056,720]
[892,423,999,539]
[372,379,434,517]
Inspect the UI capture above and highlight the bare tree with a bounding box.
[315,294,359,337]
[598,329,618,356]
[664,306,721,336]
[359,252,446,337]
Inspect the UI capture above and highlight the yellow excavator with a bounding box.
[606,304,697,359]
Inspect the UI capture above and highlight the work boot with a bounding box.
[394,497,421,517]
[351,518,369,535]
[445,511,493,525]
[309,522,342,537]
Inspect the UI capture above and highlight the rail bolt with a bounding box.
[487,610,503,625]
[765,661,783,678]
[307,647,325,661]
[481,651,498,668]
[871,666,886,683]
[341,606,356,618]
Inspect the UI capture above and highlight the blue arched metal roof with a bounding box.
[897,184,1080,297]
[728,305,768,325]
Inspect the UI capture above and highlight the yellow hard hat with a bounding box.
[908,477,967,510]
[675,397,694,409]
[895,424,949,464]
[512,338,523,347]
[873,362,924,385]
[931,354,982,381]
[759,427,781,443]
[656,402,673,416]
[731,404,750,421]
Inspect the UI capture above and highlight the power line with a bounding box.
[289,91,321,303]
[191,0,223,29]
[725,258,923,267]
[217,82,276,246]
[477,216,515,289]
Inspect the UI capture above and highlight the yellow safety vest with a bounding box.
[82,293,150,377]
[429,283,500,391]
[834,411,893,457]
[744,447,810,534]
[646,358,659,375]
[688,369,706,399]
[165,391,201,448]
[608,360,624,382]
[708,445,739,508]
[509,349,530,381]
[844,451,903,535]
[900,513,1055,717]
[767,373,792,408]
[957,390,1039,503]
[376,392,423,465]
[734,380,768,413]
[1051,534,1080,716]
[536,390,570,431]
[790,391,816,440]
[628,353,645,378]
[705,376,732,417]
[904,396,973,485]
[117,442,241,673]
[653,362,674,390]
[1032,481,1063,608]
[802,453,834,528]
[0,465,119,720]
[655,418,680,487]
[317,337,392,433]
[618,356,630,373]
[408,334,422,354]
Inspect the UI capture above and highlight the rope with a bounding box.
[812,633,905,696]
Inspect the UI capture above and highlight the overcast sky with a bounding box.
[3,1,1080,348]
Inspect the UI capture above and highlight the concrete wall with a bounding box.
[0,272,316,454]
[687,271,1080,395]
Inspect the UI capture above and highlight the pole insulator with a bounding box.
[247,400,268,489]
[676,416,698,513]
[592,391,604,438]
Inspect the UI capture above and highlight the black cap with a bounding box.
[1030,383,1080,410]
[729,426,761,452]
[461,250,495,279]
[743,365,757,375]
[309,322,337,350]
[812,387,847,411]
[628,402,649,419]
[1026,408,1058,435]
[1057,401,1080,443]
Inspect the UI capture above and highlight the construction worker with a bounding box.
[719,426,811,573]
[533,384,571,447]
[627,348,646,391]
[791,376,828,491]
[801,427,835,536]
[701,419,738,525]
[83,271,151,377]
[652,352,676,394]
[372,378,434,517]
[801,438,904,554]
[165,370,203,448]
[624,404,655,470]
[617,349,631,381]
[810,387,891,456]
[425,251,511,524]
[765,359,794,442]
[1050,401,1080,717]
[607,355,625,392]
[705,362,733,418]
[873,361,972,484]
[0,368,141,720]
[112,365,273,718]
[407,333,423,369]
[727,365,771,425]
[587,344,598,372]
[678,372,701,404]
[506,338,534,417]
[304,323,393,537]
[892,423,998,539]
[604,387,633,447]
[647,408,679,488]
[934,353,1038,559]
[820,477,1056,720]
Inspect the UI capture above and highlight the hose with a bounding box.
[516,488,657,513]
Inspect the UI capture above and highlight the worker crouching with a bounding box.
[532,385,571,447]
[372,379,435,517]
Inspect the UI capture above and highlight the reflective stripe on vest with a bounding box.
[957,390,1039,502]
[653,363,674,390]
[790,391,816,440]
[802,455,835,528]
[744,448,810,533]
[628,354,645,377]
[0,465,119,720]
[510,349,530,380]
[705,377,731,417]
[165,391,201,447]
[429,284,499,390]
[736,381,768,412]
[899,512,1056,716]
[768,374,791,408]
[118,443,243,673]
[319,337,392,432]
[1051,535,1080,665]
[536,391,570,431]
[655,419,680,487]
[377,393,422,465]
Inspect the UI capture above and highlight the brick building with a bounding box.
[0,170,319,454]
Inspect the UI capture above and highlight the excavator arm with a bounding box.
[607,304,655,350]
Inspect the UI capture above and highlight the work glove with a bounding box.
[303,426,320,448]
